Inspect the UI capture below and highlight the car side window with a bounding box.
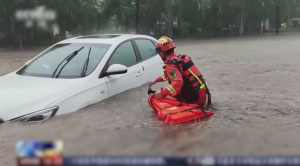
[134,39,157,60]
[108,41,137,67]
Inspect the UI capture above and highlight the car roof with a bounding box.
[58,34,157,45]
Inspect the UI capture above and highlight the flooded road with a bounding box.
[1,34,300,165]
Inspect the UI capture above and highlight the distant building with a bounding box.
[265,19,270,31]
[53,24,59,36]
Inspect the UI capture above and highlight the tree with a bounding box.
[163,0,174,37]
[1,0,300,48]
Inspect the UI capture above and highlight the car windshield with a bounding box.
[17,43,111,78]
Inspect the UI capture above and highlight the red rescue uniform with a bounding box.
[155,53,211,107]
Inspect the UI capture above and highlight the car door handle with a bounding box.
[100,89,106,94]
[136,71,143,77]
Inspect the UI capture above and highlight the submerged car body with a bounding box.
[0,34,163,123]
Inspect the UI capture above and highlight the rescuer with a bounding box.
[148,36,211,107]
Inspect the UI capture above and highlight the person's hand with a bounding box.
[153,90,165,99]
[148,80,157,87]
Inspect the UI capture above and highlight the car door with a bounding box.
[78,77,109,109]
[104,40,143,97]
[72,45,111,107]
[132,38,164,83]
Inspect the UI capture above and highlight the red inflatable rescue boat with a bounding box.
[147,88,214,124]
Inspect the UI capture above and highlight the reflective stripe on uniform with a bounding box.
[188,69,206,89]
[166,85,176,96]
[163,64,166,72]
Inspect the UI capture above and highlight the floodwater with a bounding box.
[1,34,300,165]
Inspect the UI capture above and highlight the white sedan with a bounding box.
[0,34,163,123]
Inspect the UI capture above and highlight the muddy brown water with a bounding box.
[1,34,300,165]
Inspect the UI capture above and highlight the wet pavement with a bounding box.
[1,34,300,165]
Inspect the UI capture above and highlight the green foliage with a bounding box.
[0,0,300,47]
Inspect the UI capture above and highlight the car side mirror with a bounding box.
[105,64,128,76]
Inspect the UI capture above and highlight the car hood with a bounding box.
[0,73,87,121]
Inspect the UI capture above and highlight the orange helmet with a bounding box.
[155,36,176,52]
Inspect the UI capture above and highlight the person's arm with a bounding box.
[149,74,168,87]
[160,64,183,97]
[155,74,167,82]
